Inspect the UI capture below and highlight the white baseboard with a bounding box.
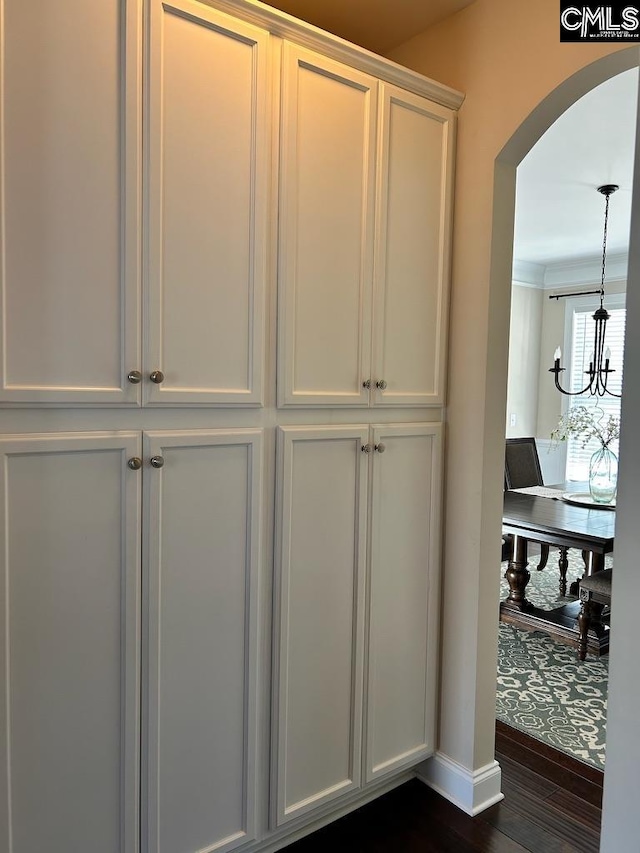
[415,752,504,816]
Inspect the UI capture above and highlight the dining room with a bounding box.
[498,65,637,775]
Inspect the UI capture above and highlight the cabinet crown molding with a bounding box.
[197,0,465,110]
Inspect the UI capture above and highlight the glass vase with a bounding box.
[589,445,618,504]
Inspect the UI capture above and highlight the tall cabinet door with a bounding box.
[365,423,442,781]
[273,426,369,825]
[371,85,454,407]
[144,429,263,853]
[146,0,269,406]
[0,0,142,405]
[278,44,377,407]
[0,432,142,853]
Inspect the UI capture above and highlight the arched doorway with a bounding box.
[490,47,640,851]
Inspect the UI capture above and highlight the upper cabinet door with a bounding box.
[0,0,142,405]
[145,0,269,406]
[278,44,377,408]
[371,85,455,407]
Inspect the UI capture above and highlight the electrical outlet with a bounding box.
[510,413,517,427]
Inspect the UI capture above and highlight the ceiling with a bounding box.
[514,68,638,270]
[261,0,476,54]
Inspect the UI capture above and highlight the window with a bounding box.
[564,294,625,481]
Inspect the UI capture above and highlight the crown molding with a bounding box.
[512,260,546,287]
[513,252,629,290]
[196,0,465,109]
[543,252,628,289]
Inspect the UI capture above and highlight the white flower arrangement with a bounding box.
[551,405,620,449]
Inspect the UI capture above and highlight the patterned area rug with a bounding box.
[497,549,609,770]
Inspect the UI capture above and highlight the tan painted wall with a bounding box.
[388,0,634,777]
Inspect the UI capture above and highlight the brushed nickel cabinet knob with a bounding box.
[150,370,165,384]
[127,457,142,470]
[150,456,165,469]
[127,370,142,384]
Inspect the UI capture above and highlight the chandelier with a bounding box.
[549,183,622,398]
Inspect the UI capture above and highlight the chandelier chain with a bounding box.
[600,191,610,308]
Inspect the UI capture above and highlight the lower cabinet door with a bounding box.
[143,429,263,853]
[364,424,442,781]
[0,432,142,853]
[273,425,369,825]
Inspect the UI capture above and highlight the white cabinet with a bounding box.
[277,45,377,408]
[273,423,442,825]
[365,424,442,780]
[0,1,456,850]
[371,86,454,407]
[145,0,270,406]
[0,428,264,853]
[277,44,454,408]
[273,426,369,823]
[0,1,142,405]
[143,429,263,853]
[0,0,270,406]
[0,432,142,853]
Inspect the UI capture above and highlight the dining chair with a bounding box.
[504,437,550,573]
[504,437,584,595]
[577,569,612,660]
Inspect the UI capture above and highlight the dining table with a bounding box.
[501,484,615,656]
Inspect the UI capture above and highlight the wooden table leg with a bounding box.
[558,547,569,597]
[502,534,532,612]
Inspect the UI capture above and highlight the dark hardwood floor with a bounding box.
[281,722,603,852]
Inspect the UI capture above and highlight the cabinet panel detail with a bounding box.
[146,0,269,405]
[0,432,141,853]
[144,429,263,853]
[372,86,454,407]
[273,426,369,823]
[365,423,442,780]
[0,0,141,404]
[278,44,377,407]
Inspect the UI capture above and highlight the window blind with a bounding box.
[565,306,625,481]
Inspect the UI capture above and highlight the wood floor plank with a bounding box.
[399,783,530,853]
[496,752,560,799]
[541,788,604,834]
[495,728,603,808]
[499,777,600,853]
[496,721,604,788]
[483,799,585,853]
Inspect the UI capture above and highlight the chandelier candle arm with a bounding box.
[548,183,622,399]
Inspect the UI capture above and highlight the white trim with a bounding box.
[512,259,546,286]
[544,251,628,289]
[415,753,504,816]
[513,251,629,291]
[197,0,464,109]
